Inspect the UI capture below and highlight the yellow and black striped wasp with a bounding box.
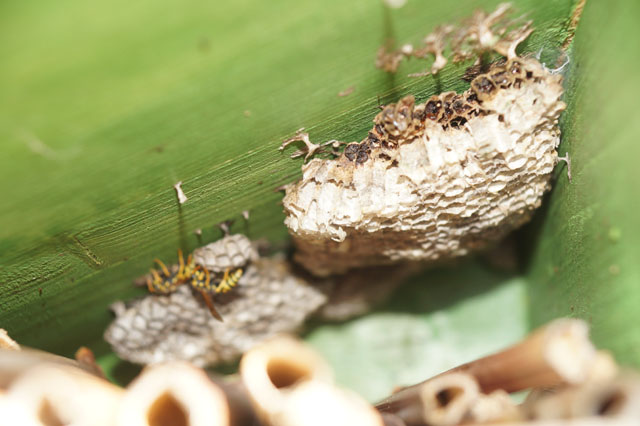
[146,250,243,322]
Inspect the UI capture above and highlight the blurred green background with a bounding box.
[1,0,638,401]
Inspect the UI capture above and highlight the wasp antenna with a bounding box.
[177,249,186,277]
[153,258,170,276]
[199,291,224,322]
[215,268,231,294]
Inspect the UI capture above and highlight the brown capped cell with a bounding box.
[449,116,468,129]
[452,98,468,114]
[378,96,416,139]
[439,101,454,122]
[466,92,479,104]
[367,132,381,146]
[396,95,415,117]
[490,70,509,87]
[344,143,359,162]
[508,59,525,77]
[425,99,441,120]
[356,150,369,164]
[441,92,457,103]
[382,139,398,150]
[474,77,496,95]
[413,106,427,122]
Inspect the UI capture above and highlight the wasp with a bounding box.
[146,250,243,322]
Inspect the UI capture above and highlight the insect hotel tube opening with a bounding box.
[3,363,123,426]
[384,372,480,426]
[240,335,382,426]
[419,373,479,426]
[525,376,640,421]
[266,357,315,389]
[240,336,332,423]
[117,362,230,426]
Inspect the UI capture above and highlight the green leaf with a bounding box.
[3,0,637,400]
[524,0,640,364]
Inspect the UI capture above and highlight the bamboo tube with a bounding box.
[240,335,333,424]
[526,375,640,421]
[584,351,619,383]
[521,351,620,420]
[206,376,260,426]
[4,363,123,426]
[380,412,408,426]
[377,319,597,416]
[0,329,19,350]
[240,335,382,426]
[118,362,230,426]
[445,319,597,392]
[468,389,523,424]
[465,418,636,425]
[419,372,480,426]
[0,390,43,426]
[279,380,383,426]
[0,348,93,389]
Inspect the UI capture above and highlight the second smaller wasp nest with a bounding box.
[104,234,415,366]
[105,255,329,366]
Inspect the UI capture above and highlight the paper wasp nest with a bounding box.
[105,256,329,366]
[104,233,413,366]
[192,234,258,273]
[283,57,566,276]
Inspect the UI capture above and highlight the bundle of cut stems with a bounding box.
[1,319,638,425]
[375,319,635,426]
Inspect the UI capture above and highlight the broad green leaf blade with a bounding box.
[525,0,640,364]
[1,0,584,389]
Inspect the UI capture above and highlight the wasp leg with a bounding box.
[183,253,196,278]
[149,269,164,291]
[198,290,224,322]
[146,276,155,293]
[215,268,231,293]
[153,258,171,277]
